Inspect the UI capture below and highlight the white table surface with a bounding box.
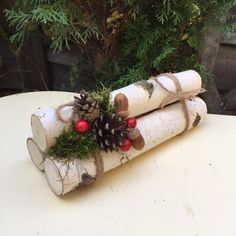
[0,91,236,236]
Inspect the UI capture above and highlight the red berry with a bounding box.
[126,117,137,128]
[120,139,132,152]
[75,119,90,133]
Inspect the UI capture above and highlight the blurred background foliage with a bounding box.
[2,0,236,90]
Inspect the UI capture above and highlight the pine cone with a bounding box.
[74,91,99,121]
[92,113,128,152]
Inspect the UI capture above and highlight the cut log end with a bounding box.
[44,158,64,196]
[31,114,47,152]
[27,138,44,171]
[44,158,81,196]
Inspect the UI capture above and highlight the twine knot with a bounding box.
[155,73,205,132]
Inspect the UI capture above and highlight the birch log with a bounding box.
[32,70,203,152]
[27,138,45,171]
[31,107,72,153]
[44,97,207,196]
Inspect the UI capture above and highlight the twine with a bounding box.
[57,74,205,185]
[55,102,75,123]
[93,151,104,179]
[155,73,205,132]
[155,73,206,109]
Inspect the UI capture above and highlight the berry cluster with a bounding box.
[75,117,137,152]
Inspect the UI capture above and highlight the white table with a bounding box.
[0,92,236,236]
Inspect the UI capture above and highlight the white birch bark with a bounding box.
[32,70,203,152]
[31,107,72,153]
[44,97,207,196]
[111,70,202,117]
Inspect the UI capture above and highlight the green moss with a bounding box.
[48,126,98,161]
[47,87,115,161]
[92,84,115,113]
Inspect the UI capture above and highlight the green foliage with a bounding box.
[92,85,114,113]
[31,5,68,25]
[4,0,236,88]
[47,86,113,160]
[4,0,99,52]
[113,65,148,88]
[48,126,98,160]
[109,0,236,86]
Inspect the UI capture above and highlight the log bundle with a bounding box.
[31,70,202,153]
[26,70,207,196]
[45,97,207,196]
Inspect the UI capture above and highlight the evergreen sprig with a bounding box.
[4,0,236,88]
[92,85,114,113]
[47,86,113,160]
[4,0,99,52]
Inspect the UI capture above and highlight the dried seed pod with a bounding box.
[127,129,141,140]
[128,128,145,150]
[132,136,145,150]
[74,91,100,121]
[114,93,129,117]
[92,113,128,152]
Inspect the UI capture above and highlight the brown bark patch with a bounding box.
[192,113,201,127]
[134,81,154,99]
[82,173,96,186]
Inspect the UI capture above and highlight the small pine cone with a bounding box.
[92,113,128,152]
[73,91,100,121]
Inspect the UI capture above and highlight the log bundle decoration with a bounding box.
[27,70,207,196]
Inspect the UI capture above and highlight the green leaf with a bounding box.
[31,5,68,25]
[152,47,176,69]
[4,9,31,30]
[10,30,26,43]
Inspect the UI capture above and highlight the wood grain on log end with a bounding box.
[27,138,45,171]
[44,158,64,196]
[44,158,80,196]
